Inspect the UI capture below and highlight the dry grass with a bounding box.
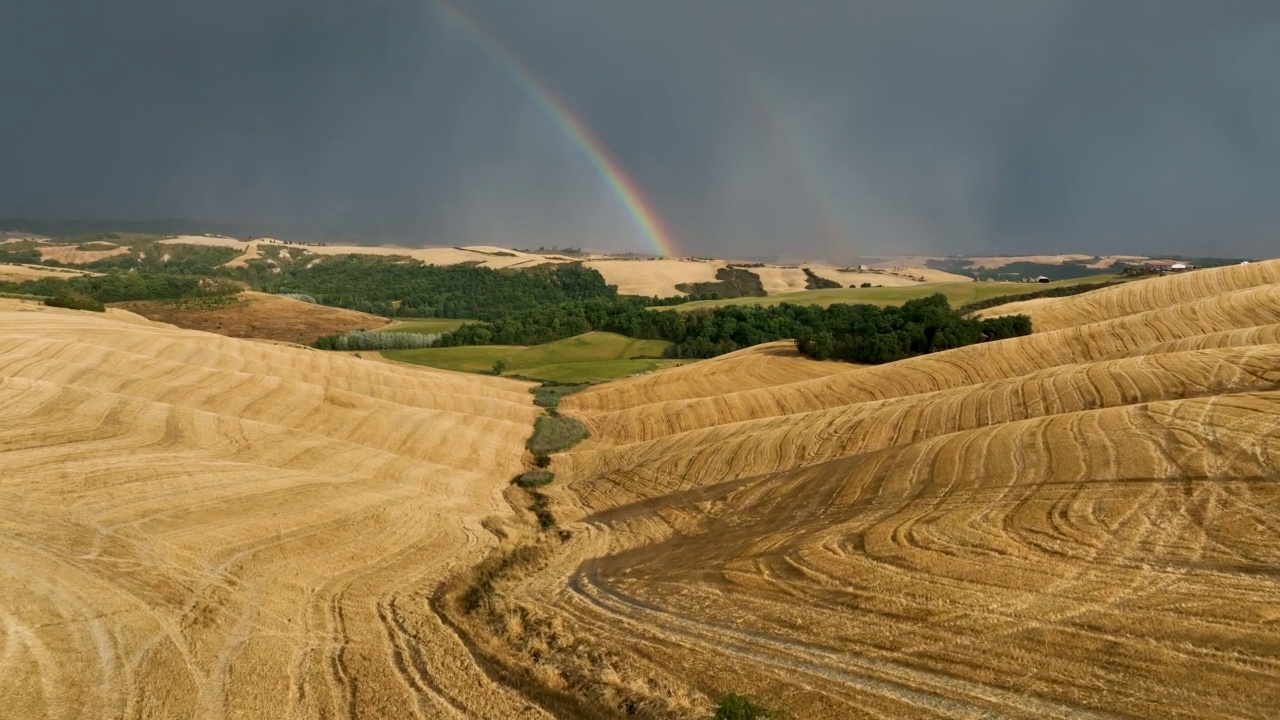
[115,290,391,344]
[471,258,1280,719]
[0,299,552,718]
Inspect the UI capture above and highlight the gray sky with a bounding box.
[1,1,1277,259]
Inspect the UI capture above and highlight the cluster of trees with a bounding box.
[795,295,1031,363]
[0,273,237,303]
[86,242,241,274]
[803,268,842,289]
[674,266,767,299]
[259,257,618,319]
[44,291,105,312]
[311,330,441,351]
[437,294,1031,363]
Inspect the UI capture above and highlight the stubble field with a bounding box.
[483,259,1280,718]
[3,259,1280,719]
[0,299,551,719]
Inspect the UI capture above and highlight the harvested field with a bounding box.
[978,261,1280,333]
[875,254,1145,270]
[159,236,564,270]
[0,299,549,719]
[807,265,924,288]
[7,257,1280,719]
[0,262,96,281]
[584,258,726,297]
[37,244,130,264]
[875,266,976,283]
[113,290,390,344]
[749,266,810,293]
[465,258,1280,718]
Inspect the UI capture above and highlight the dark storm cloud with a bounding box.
[1,1,1277,257]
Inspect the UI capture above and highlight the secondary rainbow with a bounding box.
[436,1,680,257]
[747,76,855,257]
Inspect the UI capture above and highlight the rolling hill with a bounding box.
[465,258,1280,718]
[0,298,550,719]
[3,259,1278,718]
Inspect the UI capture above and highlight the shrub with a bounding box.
[492,359,507,375]
[711,693,786,719]
[44,291,105,312]
[527,415,589,455]
[534,454,551,468]
[860,282,873,288]
[531,383,588,409]
[513,470,554,488]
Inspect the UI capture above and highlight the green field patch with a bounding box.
[663,275,1123,312]
[512,358,681,384]
[377,318,469,334]
[383,331,676,383]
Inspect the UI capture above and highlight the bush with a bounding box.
[44,291,105,312]
[527,415,589,455]
[534,454,552,468]
[860,282,873,288]
[531,383,588,409]
[711,693,786,719]
[513,470,554,488]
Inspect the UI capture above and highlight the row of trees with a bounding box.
[0,273,237,303]
[311,330,441,351]
[795,296,1031,363]
[260,257,619,320]
[437,294,1032,363]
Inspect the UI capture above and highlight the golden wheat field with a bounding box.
[4,260,1280,719]
[0,299,554,719]
[476,259,1280,718]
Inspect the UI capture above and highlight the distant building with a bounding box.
[1034,275,1051,283]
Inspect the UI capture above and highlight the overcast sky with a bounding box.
[2,1,1277,259]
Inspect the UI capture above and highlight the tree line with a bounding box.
[258,257,620,319]
[437,294,1031,363]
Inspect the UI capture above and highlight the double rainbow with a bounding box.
[437,2,680,257]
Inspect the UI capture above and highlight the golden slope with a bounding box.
[0,303,550,719]
[501,258,1280,718]
[979,259,1280,332]
[566,281,1280,443]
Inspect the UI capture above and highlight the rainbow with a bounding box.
[436,1,679,257]
[747,77,854,257]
